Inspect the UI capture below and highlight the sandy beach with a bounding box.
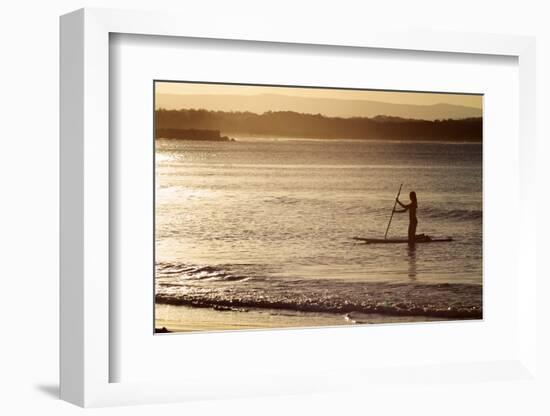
[155,304,450,333]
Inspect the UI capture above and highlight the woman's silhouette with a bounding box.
[395,191,418,243]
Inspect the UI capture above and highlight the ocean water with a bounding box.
[155,137,482,328]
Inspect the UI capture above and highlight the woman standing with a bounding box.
[395,191,418,243]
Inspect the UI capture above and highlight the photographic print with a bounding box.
[154,81,482,333]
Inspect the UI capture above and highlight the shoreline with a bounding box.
[155,303,459,333]
[156,135,481,144]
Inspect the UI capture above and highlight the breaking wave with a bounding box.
[156,262,249,282]
[156,262,482,320]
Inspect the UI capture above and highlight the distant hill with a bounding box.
[156,93,482,121]
[155,109,482,142]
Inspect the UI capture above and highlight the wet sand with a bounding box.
[155,304,450,333]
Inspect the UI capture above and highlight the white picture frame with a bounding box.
[60,7,537,407]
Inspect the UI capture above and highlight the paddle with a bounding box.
[384,183,403,239]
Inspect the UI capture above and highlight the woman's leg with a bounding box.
[408,221,417,242]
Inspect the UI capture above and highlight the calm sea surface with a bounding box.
[155,138,482,324]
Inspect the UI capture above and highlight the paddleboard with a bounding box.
[353,236,453,244]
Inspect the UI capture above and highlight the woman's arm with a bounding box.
[396,199,408,209]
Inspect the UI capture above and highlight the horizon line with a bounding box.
[154,107,483,122]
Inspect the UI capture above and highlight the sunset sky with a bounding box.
[155,81,483,120]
